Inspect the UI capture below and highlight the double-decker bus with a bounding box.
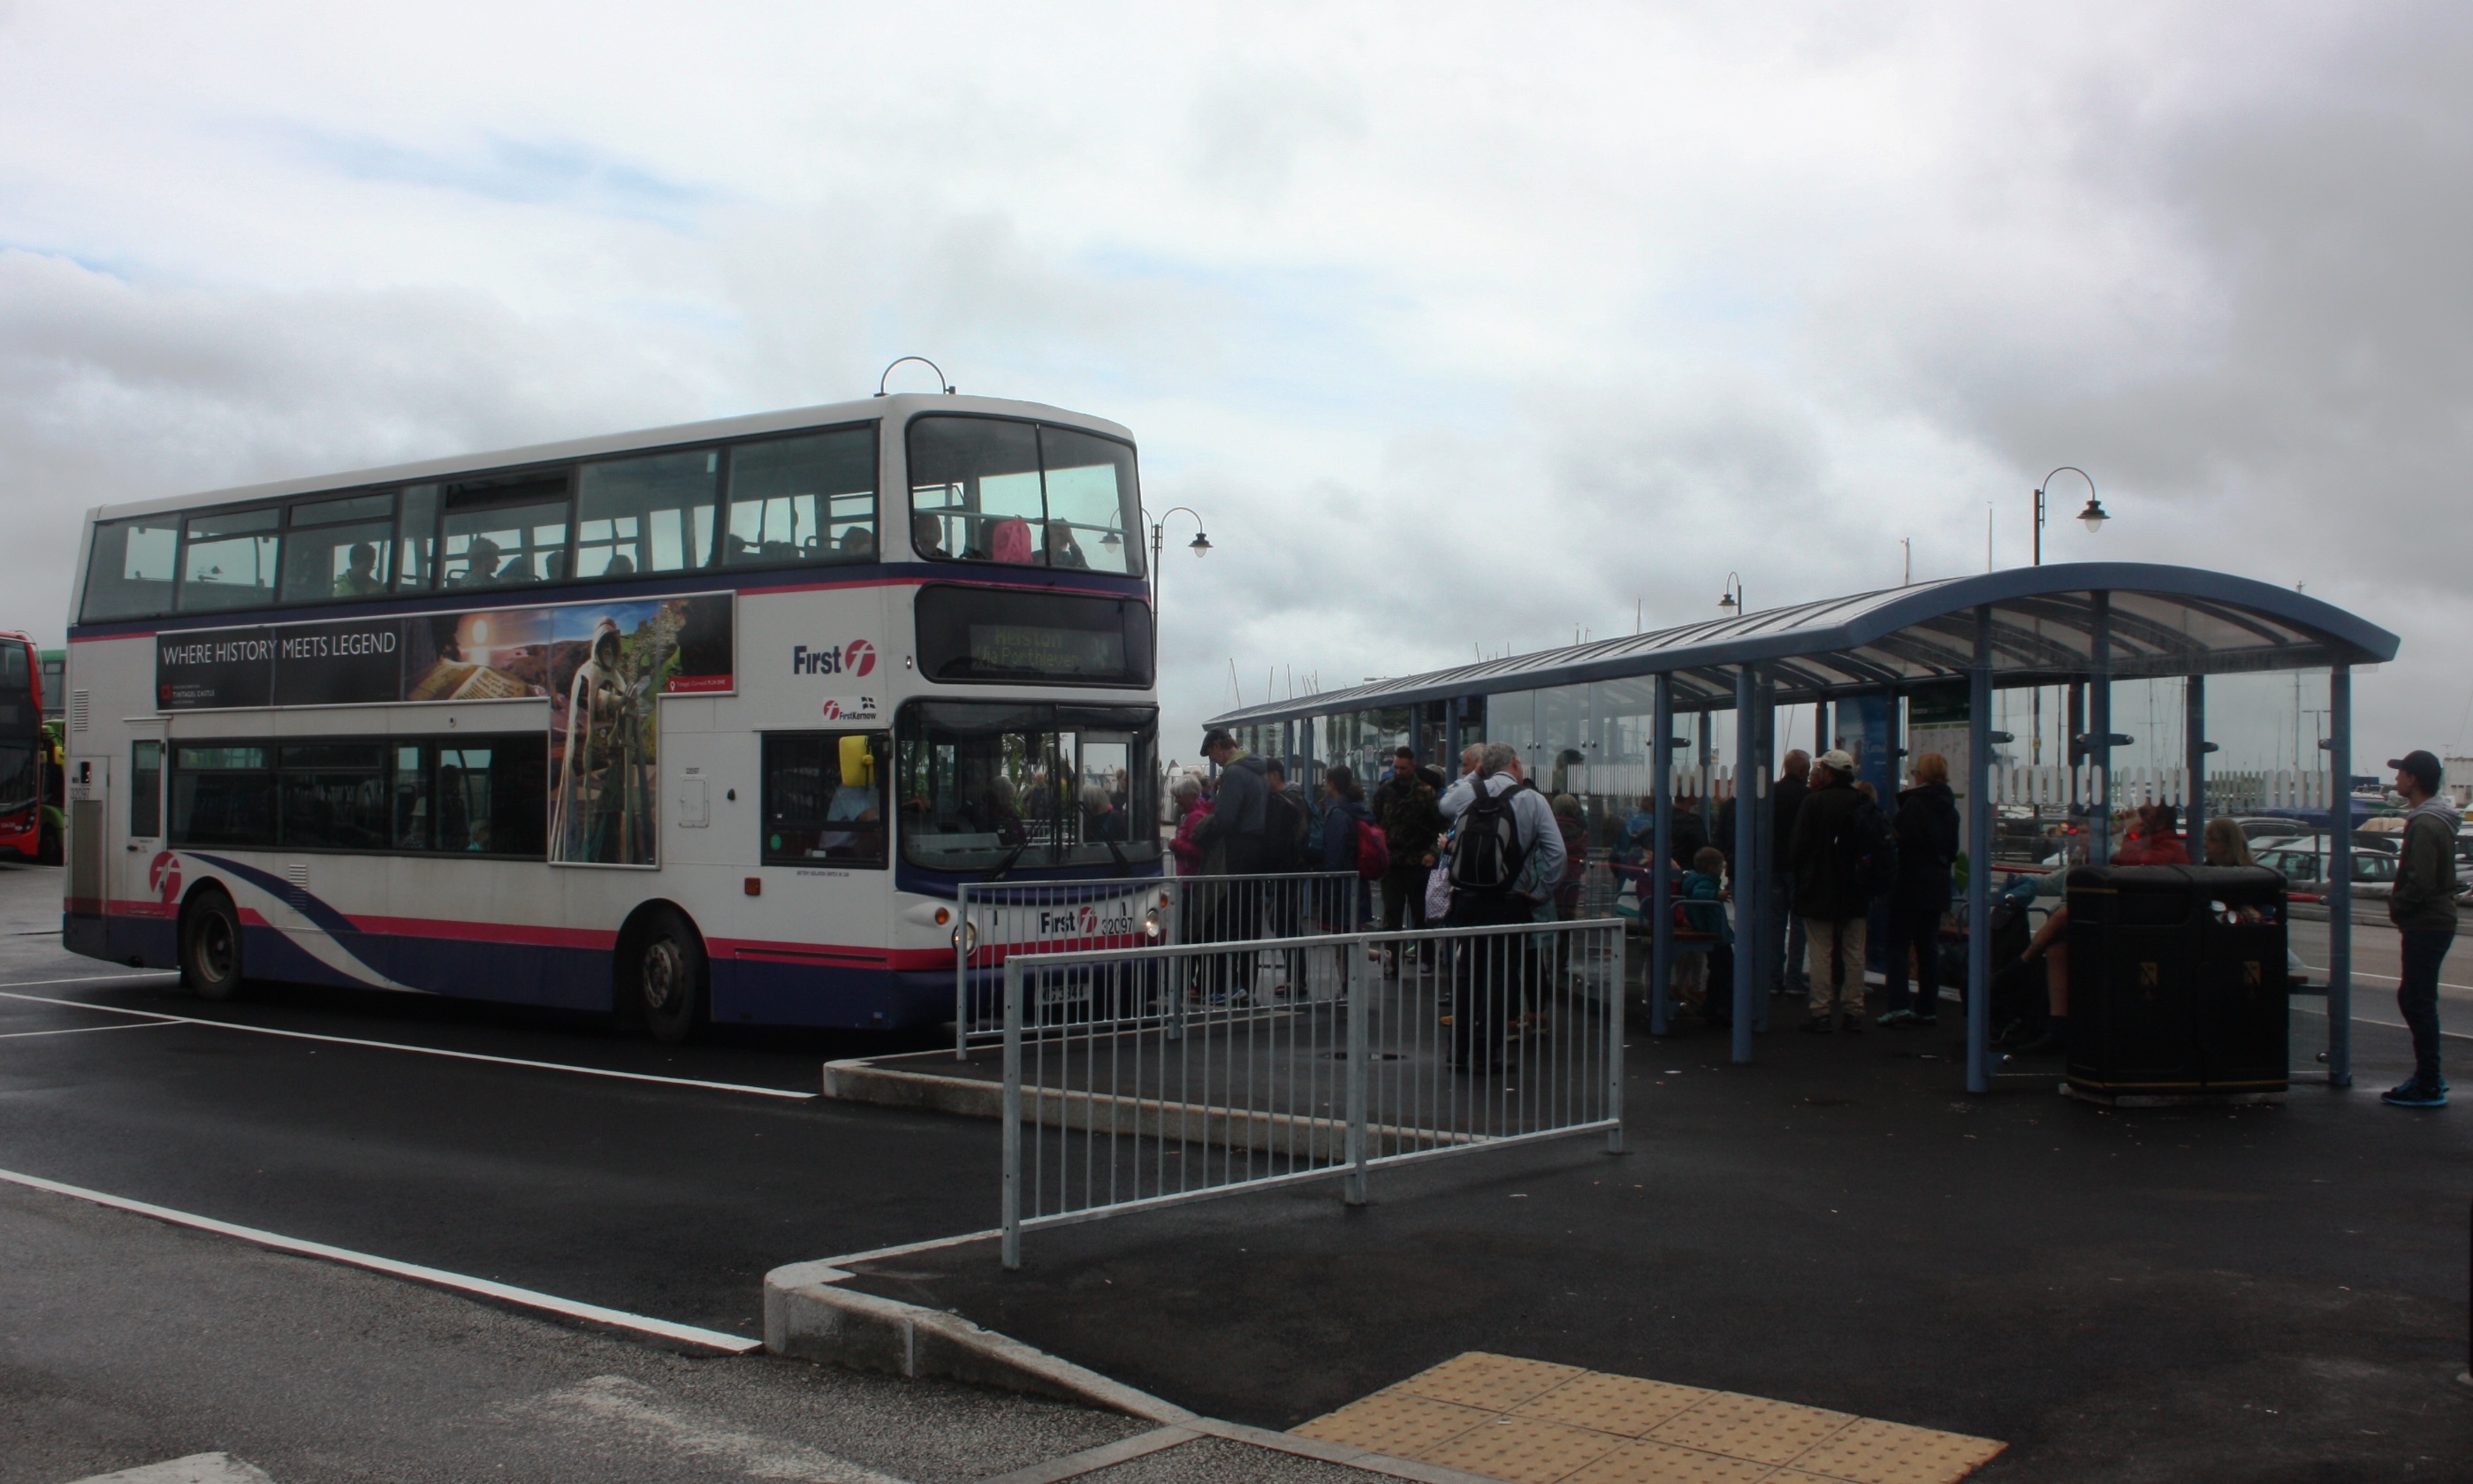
[0,631,47,863]
[61,390,1161,1039]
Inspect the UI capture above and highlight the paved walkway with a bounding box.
[839,1004,2473,1482]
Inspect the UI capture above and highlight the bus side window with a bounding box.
[576,449,719,577]
[130,742,162,838]
[80,516,181,621]
[724,427,878,568]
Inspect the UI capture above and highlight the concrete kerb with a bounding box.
[762,1243,1505,1484]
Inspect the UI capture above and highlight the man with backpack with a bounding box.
[1787,749,1896,1033]
[1438,743,1566,1071]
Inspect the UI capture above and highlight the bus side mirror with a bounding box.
[840,734,875,787]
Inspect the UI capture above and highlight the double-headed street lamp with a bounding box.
[1134,506,1211,622]
[2033,467,2109,566]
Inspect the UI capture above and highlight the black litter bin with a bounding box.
[2065,864,2289,1104]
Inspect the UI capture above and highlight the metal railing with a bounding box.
[998,917,1626,1267]
[953,871,1358,1054]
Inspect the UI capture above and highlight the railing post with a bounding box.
[1001,955,1023,1270]
[1606,924,1627,1153]
[955,884,974,1060]
[1344,929,1370,1205]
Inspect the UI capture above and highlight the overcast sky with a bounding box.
[4,2,2467,771]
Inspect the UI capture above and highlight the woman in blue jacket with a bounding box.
[1320,764,1377,930]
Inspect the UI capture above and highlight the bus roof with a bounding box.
[82,392,1136,525]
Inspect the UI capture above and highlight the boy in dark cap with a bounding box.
[2382,750,2458,1107]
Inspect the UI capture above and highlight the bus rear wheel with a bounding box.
[628,907,706,1045]
[179,888,245,1001]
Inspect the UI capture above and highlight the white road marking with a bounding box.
[0,971,181,989]
[516,1375,910,1484]
[64,1452,276,1484]
[0,1020,179,1040]
[0,1166,760,1354]
[0,990,815,1100]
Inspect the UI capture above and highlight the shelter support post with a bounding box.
[1967,607,1995,1093]
[2089,594,2114,862]
[2328,663,2353,1088]
[1753,670,1777,1033]
[2185,676,2208,846]
[1651,675,1675,1038]
[1816,698,1829,755]
[1698,712,1714,832]
[1734,667,1758,1062]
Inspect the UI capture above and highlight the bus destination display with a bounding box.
[964,622,1126,679]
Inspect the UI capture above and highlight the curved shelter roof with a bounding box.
[1206,561,2399,724]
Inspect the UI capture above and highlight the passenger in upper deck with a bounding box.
[910,514,947,559]
[1042,522,1088,569]
[334,543,385,597]
[838,526,877,560]
[447,537,504,590]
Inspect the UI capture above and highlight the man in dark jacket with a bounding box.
[1771,750,1811,995]
[1877,754,1960,1027]
[1194,729,1271,874]
[1373,746,1444,950]
[2381,750,2460,1107]
[1787,749,1889,1032]
[1259,760,1310,873]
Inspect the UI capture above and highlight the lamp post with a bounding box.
[2033,467,2109,778]
[1717,572,1746,616]
[1141,506,1211,624]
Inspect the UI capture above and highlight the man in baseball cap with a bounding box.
[2380,750,2458,1107]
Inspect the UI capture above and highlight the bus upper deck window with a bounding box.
[906,416,1142,576]
[722,427,878,567]
[280,491,396,603]
[80,516,181,620]
[395,485,439,591]
[439,474,570,590]
[577,449,719,577]
[178,507,281,613]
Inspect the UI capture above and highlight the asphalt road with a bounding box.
[0,862,999,1341]
[1,1178,1147,1484]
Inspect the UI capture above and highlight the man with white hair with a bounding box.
[1786,749,1891,1032]
[1438,742,1566,1071]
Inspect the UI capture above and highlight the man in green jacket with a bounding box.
[2381,750,2459,1108]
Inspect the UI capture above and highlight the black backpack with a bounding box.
[1847,797,1899,899]
[1450,774,1529,894]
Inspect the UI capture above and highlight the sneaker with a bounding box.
[1838,1014,1866,1035]
[1876,1008,1918,1027]
[2381,1080,2448,1108]
[1798,1017,1835,1035]
[1911,1014,1938,1027]
[2010,1030,2066,1057]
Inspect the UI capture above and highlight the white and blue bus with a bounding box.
[60,390,1162,1039]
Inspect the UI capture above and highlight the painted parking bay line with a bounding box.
[0,989,816,1100]
[0,1166,760,1354]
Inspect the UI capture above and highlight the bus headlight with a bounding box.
[952,920,978,955]
[1143,908,1163,940]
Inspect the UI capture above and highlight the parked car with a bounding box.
[2254,841,2398,900]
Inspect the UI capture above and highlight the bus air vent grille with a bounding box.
[70,689,89,732]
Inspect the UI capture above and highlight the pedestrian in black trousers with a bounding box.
[1879,752,1959,1027]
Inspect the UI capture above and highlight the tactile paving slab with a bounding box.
[1291,1352,2003,1484]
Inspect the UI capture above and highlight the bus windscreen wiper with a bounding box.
[985,839,1032,882]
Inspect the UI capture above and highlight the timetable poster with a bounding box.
[156,592,733,712]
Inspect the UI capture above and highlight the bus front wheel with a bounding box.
[628,907,706,1045]
[179,888,245,1001]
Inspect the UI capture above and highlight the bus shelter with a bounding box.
[1205,562,2401,1092]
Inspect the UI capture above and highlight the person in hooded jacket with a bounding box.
[1788,750,1887,1032]
[1878,752,1960,1027]
[2381,750,2461,1107]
